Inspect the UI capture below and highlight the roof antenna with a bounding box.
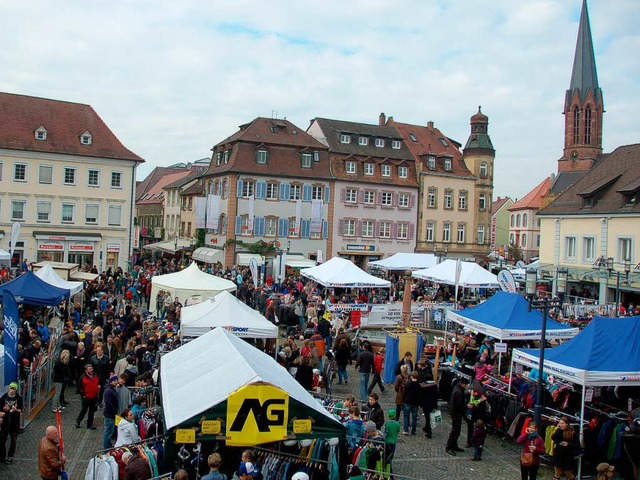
[271,110,278,119]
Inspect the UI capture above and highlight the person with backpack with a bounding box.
[516,422,545,480]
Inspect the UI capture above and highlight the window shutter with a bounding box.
[324,185,330,203]
[356,220,363,236]
[341,188,346,202]
[322,220,328,239]
[279,183,287,200]
[235,216,242,235]
[278,218,286,237]
[377,191,382,204]
[284,184,291,200]
[302,185,312,202]
[301,219,310,238]
[409,193,415,208]
[338,219,344,235]
[255,217,265,236]
[236,180,243,197]
[392,222,398,238]
[357,190,365,203]
[283,218,290,236]
[256,181,266,199]
[409,224,415,240]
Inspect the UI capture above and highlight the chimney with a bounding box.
[427,121,434,130]
[379,112,386,126]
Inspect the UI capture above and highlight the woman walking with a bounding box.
[551,416,579,480]
[52,350,71,411]
[517,422,546,480]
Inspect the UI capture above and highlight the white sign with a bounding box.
[366,304,424,326]
[249,258,258,289]
[494,342,507,353]
[497,269,517,293]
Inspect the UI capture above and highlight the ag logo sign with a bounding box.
[226,384,289,446]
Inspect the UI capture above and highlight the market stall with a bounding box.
[300,256,391,288]
[368,252,438,271]
[412,259,499,288]
[0,270,70,305]
[34,263,83,296]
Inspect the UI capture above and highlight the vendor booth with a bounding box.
[412,259,499,288]
[0,270,70,305]
[369,252,438,271]
[301,256,391,288]
[149,262,236,313]
[180,290,278,341]
[161,327,346,477]
[34,263,83,296]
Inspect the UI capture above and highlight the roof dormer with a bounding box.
[80,130,93,146]
[35,126,47,141]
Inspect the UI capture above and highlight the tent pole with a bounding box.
[577,385,586,480]
[508,358,514,395]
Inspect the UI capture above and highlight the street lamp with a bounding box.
[174,235,180,264]
[276,240,291,291]
[600,257,632,316]
[526,267,567,427]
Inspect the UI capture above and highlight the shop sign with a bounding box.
[494,342,507,353]
[175,429,196,443]
[204,233,219,245]
[226,384,289,446]
[38,242,64,251]
[69,242,94,252]
[327,304,369,313]
[292,419,312,434]
[201,420,221,435]
[106,243,120,253]
[346,244,376,252]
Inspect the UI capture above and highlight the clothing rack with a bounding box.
[253,443,332,466]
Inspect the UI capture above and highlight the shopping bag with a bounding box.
[115,415,123,426]
[430,409,442,430]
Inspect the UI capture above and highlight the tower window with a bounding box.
[479,162,488,178]
[573,106,580,144]
[584,106,592,144]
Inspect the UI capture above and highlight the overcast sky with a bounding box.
[1,0,638,200]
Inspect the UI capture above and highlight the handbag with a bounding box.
[429,409,442,430]
[520,451,535,466]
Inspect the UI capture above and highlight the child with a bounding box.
[384,409,400,474]
[345,406,365,452]
[470,419,487,461]
[238,449,260,479]
[202,452,227,480]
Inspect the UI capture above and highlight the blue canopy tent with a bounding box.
[446,291,579,341]
[0,271,70,306]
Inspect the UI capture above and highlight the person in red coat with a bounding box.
[76,364,100,429]
[517,422,546,480]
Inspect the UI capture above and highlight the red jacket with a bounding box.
[373,353,384,374]
[80,373,100,400]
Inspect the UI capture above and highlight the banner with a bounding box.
[310,199,322,234]
[226,384,289,446]
[497,269,517,293]
[248,195,255,232]
[194,197,206,229]
[295,200,302,237]
[206,195,221,230]
[9,221,20,258]
[249,258,258,289]
[3,291,19,385]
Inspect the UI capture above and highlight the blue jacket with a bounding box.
[103,384,119,419]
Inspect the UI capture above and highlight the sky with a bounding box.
[0,0,638,200]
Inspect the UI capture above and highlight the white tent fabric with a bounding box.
[301,257,391,288]
[180,290,278,339]
[412,259,499,287]
[192,247,225,265]
[237,253,264,266]
[143,238,192,253]
[34,263,83,296]
[149,263,236,313]
[284,254,316,269]
[368,253,438,271]
[161,327,342,430]
[0,249,10,261]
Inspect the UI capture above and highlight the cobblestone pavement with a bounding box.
[3,365,565,480]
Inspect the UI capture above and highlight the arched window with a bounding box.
[573,106,580,144]
[523,213,528,227]
[521,233,527,247]
[510,214,515,227]
[509,233,515,245]
[516,214,521,227]
[584,106,592,144]
[479,162,488,178]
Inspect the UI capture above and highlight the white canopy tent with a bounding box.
[284,254,316,269]
[143,238,192,254]
[180,290,278,340]
[368,253,438,271]
[301,257,391,288]
[412,259,499,287]
[192,247,225,265]
[149,262,236,313]
[0,249,10,261]
[34,263,83,296]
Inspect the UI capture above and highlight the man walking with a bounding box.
[103,375,119,449]
[446,377,470,456]
[76,364,100,429]
[0,382,23,463]
[38,426,66,480]
[355,342,374,403]
[368,347,386,395]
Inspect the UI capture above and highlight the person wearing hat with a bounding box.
[446,376,470,456]
[384,409,400,475]
[596,463,615,480]
[102,375,120,449]
[0,381,23,463]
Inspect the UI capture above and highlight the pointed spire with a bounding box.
[568,0,600,102]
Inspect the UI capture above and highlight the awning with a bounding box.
[285,254,316,269]
[70,271,99,282]
[143,239,193,253]
[236,253,264,266]
[192,247,225,265]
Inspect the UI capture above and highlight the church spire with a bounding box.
[567,0,601,104]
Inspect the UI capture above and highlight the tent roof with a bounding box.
[412,259,499,287]
[0,249,10,261]
[368,253,438,271]
[152,262,236,294]
[180,291,278,339]
[447,291,579,341]
[301,257,391,288]
[34,264,83,296]
[161,327,342,430]
[0,271,69,306]
[513,316,640,386]
[143,238,192,253]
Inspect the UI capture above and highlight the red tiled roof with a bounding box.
[137,171,192,205]
[136,166,190,200]
[509,177,552,211]
[0,92,143,162]
[491,196,512,215]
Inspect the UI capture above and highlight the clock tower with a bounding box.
[559,0,603,173]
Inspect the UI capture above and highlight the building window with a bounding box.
[37,202,51,222]
[427,156,436,170]
[573,106,580,144]
[364,190,375,205]
[312,186,324,200]
[256,149,268,164]
[375,138,384,148]
[39,165,53,184]
[358,136,368,146]
[477,225,485,244]
[457,223,465,243]
[381,192,393,206]
[289,184,301,200]
[343,219,356,237]
[242,181,255,198]
[266,183,278,200]
[521,233,527,247]
[223,150,229,163]
[14,163,27,181]
[479,162,488,178]
[391,140,401,149]
[301,153,312,168]
[345,161,356,174]
[397,223,408,239]
[85,204,99,224]
[618,238,632,263]
[381,165,391,177]
[340,134,351,144]
[108,205,122,226]
[313,151,320,162]
[443,223,451,243]
[64,167,76,185]
[379,221,391,238]
[458,191,467,210]
[265,217,278,237]
[516,214,521,227]
[111,171,122,188]
[510,214,515,227]
[427,188,436,208]
[35,126,47,141]
[345,188,357,203]
[398,166,408,178]
[216,152,222,166]
[88,169,100,187]
[426,222,434,242]
[409,133,417,142]
[61,203,75,223]
[582,237,595,262]
[444,158,452,171]
[398,193,409,208]
[523,213,528,227]
[11,200,26,220]
[565,236,577,260]
[80,131,92,145]
[362,220,374,237]
[444,189,453,209]
[510,233,515,245]
[536,234,540,247]
[364,163,374,176]
[478,194,486,210]
[584,106,592,144]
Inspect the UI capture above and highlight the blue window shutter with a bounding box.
[235,216,242,235]
[256,181,266,199]
[283,218,290,235]
[278,218,286,237]
[284,184,291,200]
[279,183,287,200]
[302,185,312,202]
[301,219,310,238]
[322,220,328,238]
[324,185,330,203]
[236,180,243,198]
[255,217,265,236]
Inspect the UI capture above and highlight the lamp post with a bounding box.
[601,257,631,316]
[526,267,567,427]
[174,235,179,263]
[276,240,291,291]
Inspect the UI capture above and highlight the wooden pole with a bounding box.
[402,270,412,328]
[451,344,457,370]
[433,338,442,382]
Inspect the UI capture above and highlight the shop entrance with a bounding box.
[68,252,94,269]
[37,251,64,262]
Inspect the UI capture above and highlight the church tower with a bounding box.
[559,0,603,172]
